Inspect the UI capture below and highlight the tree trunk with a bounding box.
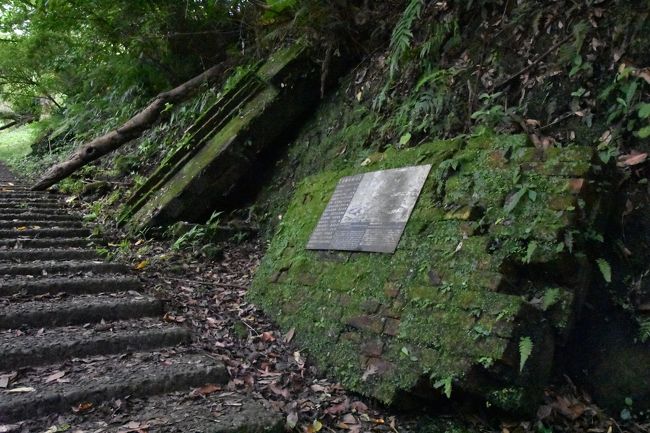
[31,63,228,191]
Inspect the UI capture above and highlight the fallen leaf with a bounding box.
[306,420,323,433]
[261,331,275,342]
[269,381,290,399]
[118,421,150,433]
[72,402,93,413]
[633,67,650,85]
[0,373,14,389]
[163,313,185,323]
[44,371,66,384]
[134,260,149,270]
[325,398,350,415]
[310,384,326,392]
[617,152,647,167]
[350,401,368,413]
[286,411,299,429]
[599,129,613,145]
[361,364,378,382]
[552,395,585,420]
[196,384,221,395]
[293,351,305,368]
[283,327,295,343]
[15,226,27,232]
[568,178,585,194]
[48,425,71,433]
[6,387,35,393]
[342,414,358,425]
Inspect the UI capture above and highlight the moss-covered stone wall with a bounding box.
[250,132,598,410]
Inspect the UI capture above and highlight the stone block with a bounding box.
[366,357,395,376]
[345,315,384,334]
[380,305,402,319]
[295,271,318,286]
[361,339,384,357]
[361,299,381,314]
[383,282,400,298]
[339,332,360,343]
[383,318,400,337]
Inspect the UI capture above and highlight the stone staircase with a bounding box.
[0,164,281,431]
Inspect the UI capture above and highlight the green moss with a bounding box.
[257,43,306,82]
[129,87,279,229]
[251,132,594,409]
[487,387,528,412]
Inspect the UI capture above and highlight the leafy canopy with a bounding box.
[0,0,249,117]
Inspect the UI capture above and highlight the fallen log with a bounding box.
[31,63,228,191]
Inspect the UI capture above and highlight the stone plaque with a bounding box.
[307,165,431,253]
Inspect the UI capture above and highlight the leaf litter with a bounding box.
[103,237,648,433]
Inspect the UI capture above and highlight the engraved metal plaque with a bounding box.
[307,165,431,253]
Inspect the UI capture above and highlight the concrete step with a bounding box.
[0,207,73,216]
[0,318,191,370]
[0,198,62,206]
[0,247,99,261]
[0,260,128,276]
[0,192,60,199]
[0,227,92,238]
[0,292,163,329]
[0,220,84,229]
[0,237,95,249]
[0,352,227,423]
[24,392,284,433]
[0,202,65,211]
[0,212,81,221]
[0,187,30,192]
[0,275,140,296]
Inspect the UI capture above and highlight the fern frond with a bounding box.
[519,336,533,372]
[542,288,561,311]
[388,0,423,78]
[639,319,650,343]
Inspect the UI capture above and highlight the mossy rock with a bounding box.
[250,133,599,412]
[120,43,321,230]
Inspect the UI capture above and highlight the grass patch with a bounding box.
[0,122,43,161]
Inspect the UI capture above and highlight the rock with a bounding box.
[251,134,602,411]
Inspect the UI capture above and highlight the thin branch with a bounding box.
[41,94,63,110]
[494,34,572,91]
[0,121,18,131]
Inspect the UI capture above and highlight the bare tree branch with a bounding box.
[31,62,229,191]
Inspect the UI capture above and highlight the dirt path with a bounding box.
[0,163,282,432]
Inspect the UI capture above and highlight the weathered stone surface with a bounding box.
[121,44,322,230]
[0,164,240,428]
[0,320,191,370]
[0,352,227,423]
[250,133,601,410]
